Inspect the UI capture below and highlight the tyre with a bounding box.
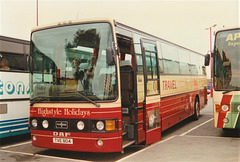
[193,98,200,120]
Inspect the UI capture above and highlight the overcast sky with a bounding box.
[1,0,239,55]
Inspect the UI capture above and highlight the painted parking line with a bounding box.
[180,118,214,136]
[117,135,177,162]
[1,141,31,149]
[1,140,90,161]
[183,134,240,140]
[0,149,33,156]
[35,153,89,162]
[117,118,214,162]
[0,149,89,162]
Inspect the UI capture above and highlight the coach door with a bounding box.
[141,39,161,145]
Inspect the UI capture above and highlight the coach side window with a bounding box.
[133,34,144,72]
[199,55,206,75]
[178,49,191,74]
[136,54,143,72]
[161,43,180,74]
[145,50,158,79]
[0,58,10,70]
[189,52,199,75]
[157,42,163,73]
[0,53,28,71]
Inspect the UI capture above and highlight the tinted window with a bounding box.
[133,34,143,72]
[189,52,199,74]
[161,43,180,74]
[178,49,191,74]
[0,53,28,71]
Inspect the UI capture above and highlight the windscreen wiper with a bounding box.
[222,87,240,94]
[59,91,101,108]
[30,96,52,106]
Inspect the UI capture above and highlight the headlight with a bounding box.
[32,135,37,141]
[32,119,38,127]
[237,105,240,112]
[222,105,229,111]
[223,118,229,123]
[96,121,104,131]
[77,121,85,130]
[97,139,103,147]
[42,120,49,129]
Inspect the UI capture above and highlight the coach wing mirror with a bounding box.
[204,54,210,66]
[106,47,116,66]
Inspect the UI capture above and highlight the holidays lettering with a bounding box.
[37,107,90,117]
[64,109,90,117]
[162,80,177,90]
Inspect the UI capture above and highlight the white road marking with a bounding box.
[35,153,89,162]
[180,118,214,136]
[0,149,33,156]
[183,134,240,140]
[1,141,31,149]
[117,118,214,162]
[0,149,90,162]
[116,135,177,162]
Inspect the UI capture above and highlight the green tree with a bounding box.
[66,29,100,49]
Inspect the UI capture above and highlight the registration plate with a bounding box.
[53,138,73,144]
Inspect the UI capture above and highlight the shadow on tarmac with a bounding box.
[221,128,240,137]
[0,133,31,147]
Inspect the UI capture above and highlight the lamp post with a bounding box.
[36,0,38,26]
[205,24,217,97]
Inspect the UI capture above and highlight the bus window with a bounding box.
[158,59,164,73]
[145,52,152,78]
[178,49,191,74]
[0,57,10,70]
[157,42,163,73]
[145,51,158,79]
[189,64,198,74]
[190,52,199,74]
[179,62,191,74]
[143,42,158,79]
[0,53,28,71]
[161,43,180,74]
[198,55,206,75]
[162,59,179,74]
[133,34,143,72]
[31,22,116,101]
[133,34,142,54]
[136,54,143,72]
